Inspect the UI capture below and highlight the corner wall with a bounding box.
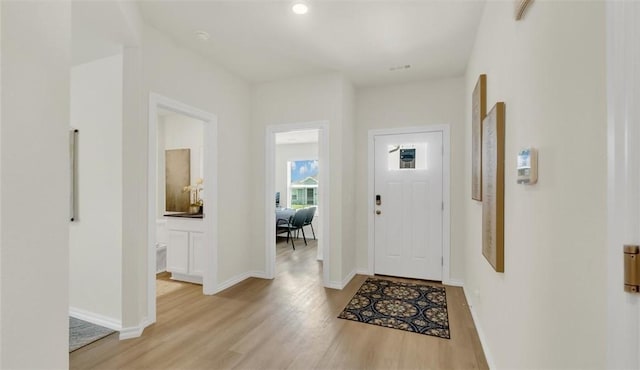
[463,1,606,368]
[1,1,71,367]
[69,54,123,326]
[341,79,356,281]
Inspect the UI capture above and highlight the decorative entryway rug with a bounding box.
[69,317,116,352]
[338,277,450,339]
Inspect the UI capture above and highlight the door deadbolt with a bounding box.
[376,210,381,215]
[376,194,381,206]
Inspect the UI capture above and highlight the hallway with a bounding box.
[70,239,487,369]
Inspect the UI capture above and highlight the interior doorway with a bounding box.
[147,94,218,325]
[265,122,330,287]
[274,130,320,260]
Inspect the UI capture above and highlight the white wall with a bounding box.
[157,114,166,218]
[1,1,70,368]
[275,142,318,207]
[463,1,606,368]
[251,73,356,286]
[163,114,204,185]
[121,45,147,330]
[355,77,465,281]
[157,114,204,216]
[70,53,123,326]
[141,24,252,299]
[340,80,356,280]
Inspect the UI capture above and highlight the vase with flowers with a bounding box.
[183,177,204,214]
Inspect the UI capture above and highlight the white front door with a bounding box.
[374,131,443,280]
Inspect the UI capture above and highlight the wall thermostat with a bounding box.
[517,148,538,185]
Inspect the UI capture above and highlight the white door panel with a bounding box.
[167,230,189,274]
[607,2,640,367]
[374,131,443,280]
[190,232,205,277]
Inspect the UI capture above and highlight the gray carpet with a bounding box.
[69,317,116,352]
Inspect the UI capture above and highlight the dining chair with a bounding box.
[302,206,316,240]
[279,209,307,250]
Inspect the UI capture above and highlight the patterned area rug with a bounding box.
[338,277,450,339]
[69,317,116,352]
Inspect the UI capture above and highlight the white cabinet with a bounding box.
[167,230,189,274]
[165,217,205,284]
[190,232,205,277]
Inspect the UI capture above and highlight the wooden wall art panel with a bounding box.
[482,102,505,272]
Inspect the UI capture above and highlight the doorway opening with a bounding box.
[265,122,330,287]
[274,130,320,277]
[147,94,218,325]
[155,109,205,299]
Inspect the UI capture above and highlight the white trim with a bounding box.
[215,272,253,293]
[69,307,122,331]
[342,269,357,288]
[463,288,496,370]
[169,273,202,285]
[356,268,371,276]
[147,93,219,327]
[118,318,150,340]
[367,125,452,282]
[214,271,269,293]
[442,279,464,287]
[326,270,357,290]
[265,121,331,288]
[606,2,640,368]
[248,271,269,279]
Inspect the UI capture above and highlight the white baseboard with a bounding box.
[462,287,495,369]
[356,268,370,276]
[215,270,269,293]
[170,273,203,285]
[443,278,464,287]
[326,269,357,290]
[342,269,356,288]
[249,270,269,279]
[69,307,122,331]
[119,318,151,340]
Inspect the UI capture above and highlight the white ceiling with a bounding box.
[276,129,319,144]
[138,1,485,87]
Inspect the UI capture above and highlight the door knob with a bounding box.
[376,210,381,215]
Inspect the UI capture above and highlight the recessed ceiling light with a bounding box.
[194,31,210,41]
[292,3,308,15]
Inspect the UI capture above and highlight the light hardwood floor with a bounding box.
[70,238,488,369]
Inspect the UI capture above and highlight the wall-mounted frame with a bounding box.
[472,74,487,201]
[482,102,505,272]
[69,129,79,222]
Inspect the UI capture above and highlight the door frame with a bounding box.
[265,121,330,287]
[367,125,451,283]
[147,93,218,325]
[606,1,640,367]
